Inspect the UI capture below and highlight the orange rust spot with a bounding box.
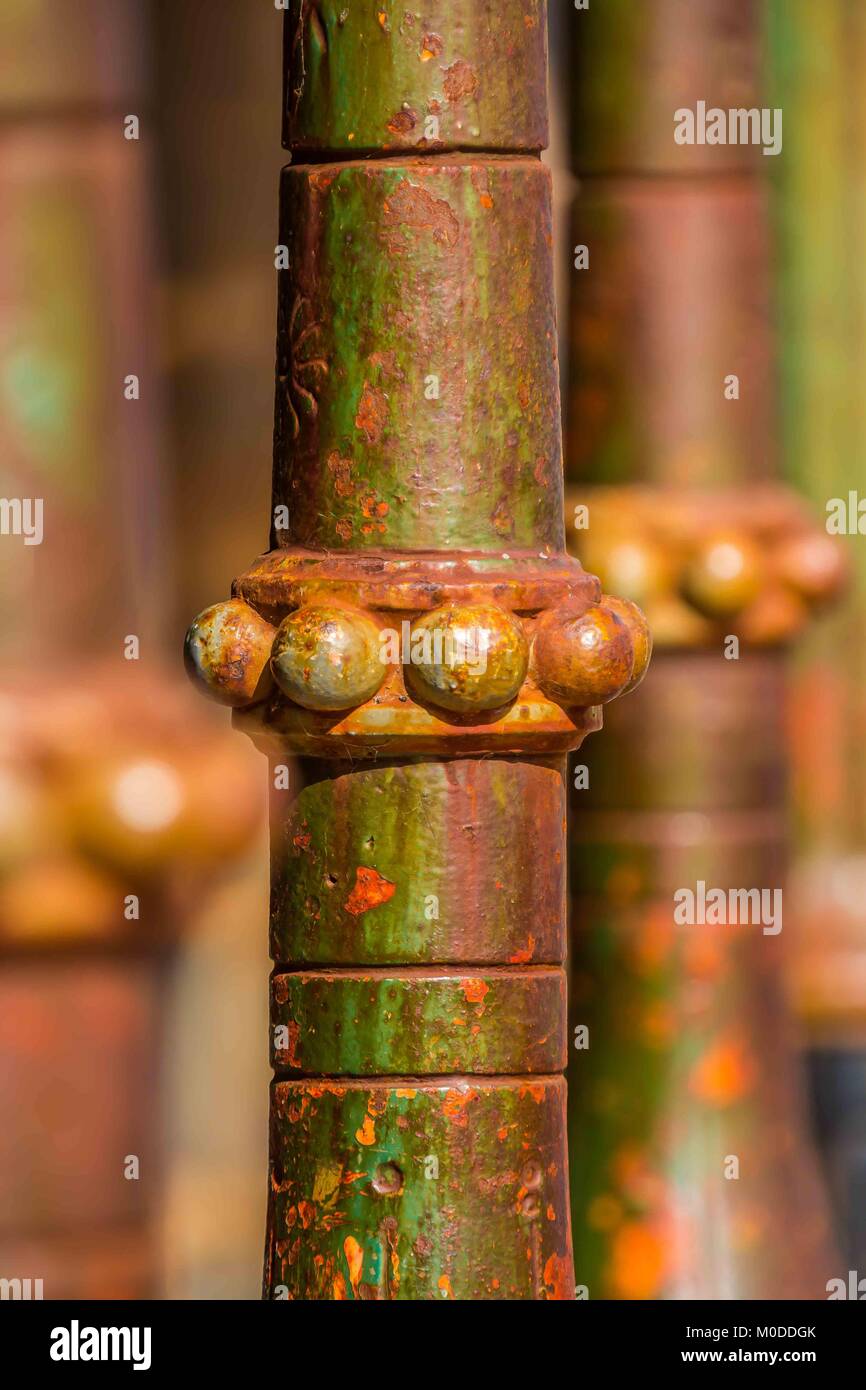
[519,1084,546,1104]
[492,1278,500,1290]
[497,1125,509,1142]
[509,934,536,964]
[332,1273,348,1300]
[395,1088,417,1099]
[298,1200,316,1229]
[462,978,489,1005]
[609,1222,666,1300]
[327,451,356,498]
[285,1021,302,1069]
[355,383,389,444]
[342,1171,366,1185]
[292,830,312,851]
[442,1088,476,1126]
[543,1253,572,1301]
[344,1236,364,1297]
[479,193,493,209]
[546,1205,555,1221]
[438,1274,454,1299]
[344,866,397,917]
[387,105,418,136]
[690,1038,754,1107]
[355,1114,376,1146]
[420,32,443,61]
[377,11,388,29]
[336,518,353,542]
[442,59,479,104]
[382,180,460,250]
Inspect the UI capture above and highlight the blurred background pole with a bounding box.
[0,0,163,1297]
[769,0,866,1277]
[0,1,266,1299]
[562,0,843,1297]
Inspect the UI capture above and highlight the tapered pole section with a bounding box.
[185,0,649,1300]
[564,0,844,1298]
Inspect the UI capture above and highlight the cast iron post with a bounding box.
[185,0,649,1300]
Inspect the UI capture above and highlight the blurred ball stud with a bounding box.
[403,604,529,715]
[680,533,763,619]
[184,599,276,708]
[533,600,650,708]
[270,604,386,712]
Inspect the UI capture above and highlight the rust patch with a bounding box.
[509,935,537,964]
[343,1236,364,1296]
[344,866,397,916]
[355,1114,376,1146]
[420,33,443,62]
[355,383,389,444]
[382,180,460,250]
[442,59,479,104]
[387,105,418,136]
[327,451,356,498]
[286,1021,302,1069]
[462,979,490,1005]
[543,1253,572,1300]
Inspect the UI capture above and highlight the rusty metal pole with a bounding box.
[185,1,649,1300]
[564,0,845,1298]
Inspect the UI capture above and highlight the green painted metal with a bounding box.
[267,1077,572,1300]
[271,967,566,1075]
[269,758,566,968]
[274,157,564,552]
[284,0,549,156]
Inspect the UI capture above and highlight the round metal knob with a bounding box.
[184,599,276,708]
[403,603,528,715]
[270,604,386,712]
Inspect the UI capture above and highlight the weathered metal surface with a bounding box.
[269,758,565,968]
[271,968,566,1076]
[267,1077,572,1301]
[284,0,549,156]
[186,0,649,1299]
[564,0,842,1299]
[274,157,564,552]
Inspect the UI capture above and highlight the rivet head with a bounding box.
[680,533,763,618]
[184,599,276,708]
[600,595,653,696]
[403,603,528,715]
[532,603,635,708]
[271,603,385,712]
